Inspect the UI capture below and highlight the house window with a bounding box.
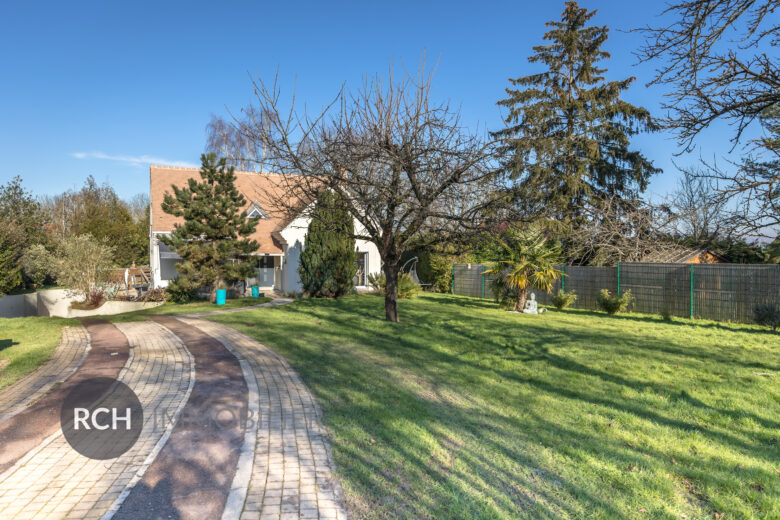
[354,252,367,286]
[257,255,275,269]
[247,202,268,219]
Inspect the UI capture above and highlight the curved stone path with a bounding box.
[0,326,90,423]
[0,319,131,475]
[0,305,348,520]
[180,317,347,520]
[0,320,193,520]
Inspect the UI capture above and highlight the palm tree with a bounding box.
[484,226,564,312]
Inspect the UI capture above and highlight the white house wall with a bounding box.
[150,218,381,293]
[150,233,181,289]
[278,214,381,294]
[150,233,164,288]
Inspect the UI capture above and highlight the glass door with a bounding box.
[354,252,367,286]
[258,256,276,287]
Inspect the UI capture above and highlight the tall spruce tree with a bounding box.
[299,190,358,298]
[494,1,660,228]
[161,153,259,302]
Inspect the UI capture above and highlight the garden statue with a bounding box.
[523,293,539,314]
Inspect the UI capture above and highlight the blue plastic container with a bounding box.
[216,289,227,306]
[251,286,260,298]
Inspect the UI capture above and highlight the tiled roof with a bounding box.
[149,165,300,255]
[640,247,728,264]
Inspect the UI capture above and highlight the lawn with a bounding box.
[208,293,779,520]
[0,316,77,391]
[107,296,272,322]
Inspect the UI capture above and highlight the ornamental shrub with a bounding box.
[367,272,420,299]
[754,303,780,332]
[550,289,577,309]
[597,289,633,315]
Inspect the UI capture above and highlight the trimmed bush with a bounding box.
[597,289,633,315]
[368,272,420,299]
[550,289,577,309]
[299,190,358,298]
[754,303,780,331]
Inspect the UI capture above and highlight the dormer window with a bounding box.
[247,201,268,219]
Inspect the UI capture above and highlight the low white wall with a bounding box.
[63,300,164,318]
[0,289,163,319]
[0,293,38,318]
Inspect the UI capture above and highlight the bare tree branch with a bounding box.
[637,0,780,150]
[233,63,501,321]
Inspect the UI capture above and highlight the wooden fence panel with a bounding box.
[565,266,616,310]
[451,263,780,324]
[621,263,691,318]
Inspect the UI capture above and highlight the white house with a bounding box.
[148,165,381,293]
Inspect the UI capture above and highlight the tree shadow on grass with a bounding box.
[213,296,780,518]
[0,339,19,353]
[544,306,776,336]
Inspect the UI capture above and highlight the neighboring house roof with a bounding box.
[149,165,304,255]
[640,247,729,264]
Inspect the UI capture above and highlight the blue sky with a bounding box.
[0,0,755,202]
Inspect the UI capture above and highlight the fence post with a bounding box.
[616,261,621,296]
[690,263,694,319]
[451,264,455,295]
[561,265,565,293]
[481,265,486,299]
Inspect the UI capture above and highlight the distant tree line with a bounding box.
[0,175,149,295]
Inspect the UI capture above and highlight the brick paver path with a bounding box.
[0,320,193,520]
[180,318,347,520]
[112,315,249,520]
[0,300,348,520]
[0,326,89,423]
[0,320,131,475]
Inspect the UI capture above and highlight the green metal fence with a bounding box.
[452,262,780,323]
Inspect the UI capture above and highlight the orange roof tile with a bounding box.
[149,165,301,255]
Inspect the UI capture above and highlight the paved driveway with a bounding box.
[0,309,347,520]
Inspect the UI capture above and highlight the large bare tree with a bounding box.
[638,0,779,239]
[237,66,499,321]
[638,0,779,150]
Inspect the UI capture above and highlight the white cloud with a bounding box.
[71,151,198,168]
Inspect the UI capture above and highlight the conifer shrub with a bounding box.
[299,190,358,298]
[166,277,199,303]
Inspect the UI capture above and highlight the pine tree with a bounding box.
[299,190,358,298]
[494,1,660,227]
[161,153,259,302]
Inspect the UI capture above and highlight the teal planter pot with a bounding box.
[251,286,260,298]
[216,289,227,306]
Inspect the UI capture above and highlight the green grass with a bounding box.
[0,316,77,391]
[208,293,780,520]
[106,296,272,322]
